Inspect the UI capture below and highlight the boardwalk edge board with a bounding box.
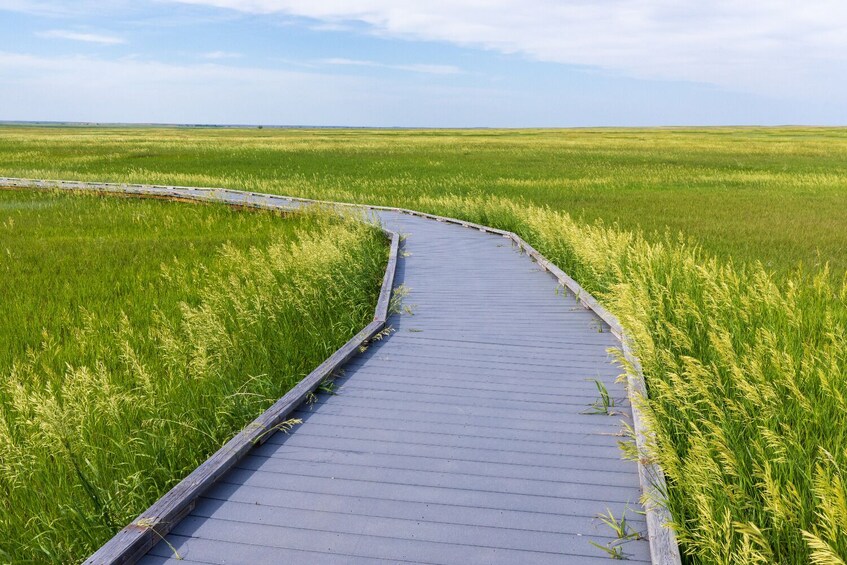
[0,177,681,565]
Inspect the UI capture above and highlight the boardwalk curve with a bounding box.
[0,178,679,564]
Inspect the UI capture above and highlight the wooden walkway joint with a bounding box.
[0,178,680,564]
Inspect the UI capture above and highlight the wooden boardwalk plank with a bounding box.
[138,203,652,563]
[199,482,640,534]
[148,516,650,564]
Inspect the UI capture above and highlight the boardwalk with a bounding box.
[138,198,651,564]
[0,178,658,563]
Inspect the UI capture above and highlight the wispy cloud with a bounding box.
[202,50,241,60]
[1,50,841,126]
[321,57,461,75]
[0,51,498,126]
[0,50,363,123]
[168,0,847,98]
[37,29,125,45]
[0,1,131,18]
[0,0,73,17]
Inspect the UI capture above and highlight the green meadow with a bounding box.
[1,126,845,276]
[1,126,846,564]
[0,188,387,562]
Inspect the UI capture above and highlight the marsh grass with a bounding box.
[0,189,387,562]
[590,507,643,559]
[1,127,846,563]
[0,126,846,275]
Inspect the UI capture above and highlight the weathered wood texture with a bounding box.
[0,177,680,564]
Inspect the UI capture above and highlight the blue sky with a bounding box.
[1,0,845,127]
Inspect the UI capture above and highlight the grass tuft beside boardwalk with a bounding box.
[0,189,387,563]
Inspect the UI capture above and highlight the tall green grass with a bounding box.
[2,127,845,563]
[0,189,387,562]
[0,126,845,276]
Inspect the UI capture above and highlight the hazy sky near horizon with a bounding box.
[1,0,845,127]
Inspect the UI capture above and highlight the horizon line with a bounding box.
[1,120,845,130]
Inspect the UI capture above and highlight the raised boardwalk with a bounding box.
[139,199,651,563]
[0,179,663,563]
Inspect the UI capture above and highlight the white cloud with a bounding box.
[202,50,242,59]
[321,57,461,75]
[0,50,842,126]
[0,51,485,125]
[0,0,129,17]
[0,0,68,16]
[37,29,125,45]
[168,0,847,97]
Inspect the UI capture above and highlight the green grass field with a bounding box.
[1,126,846,564]
[0,188,387,562]
[1,126,845,276]
[0,188,328,373]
